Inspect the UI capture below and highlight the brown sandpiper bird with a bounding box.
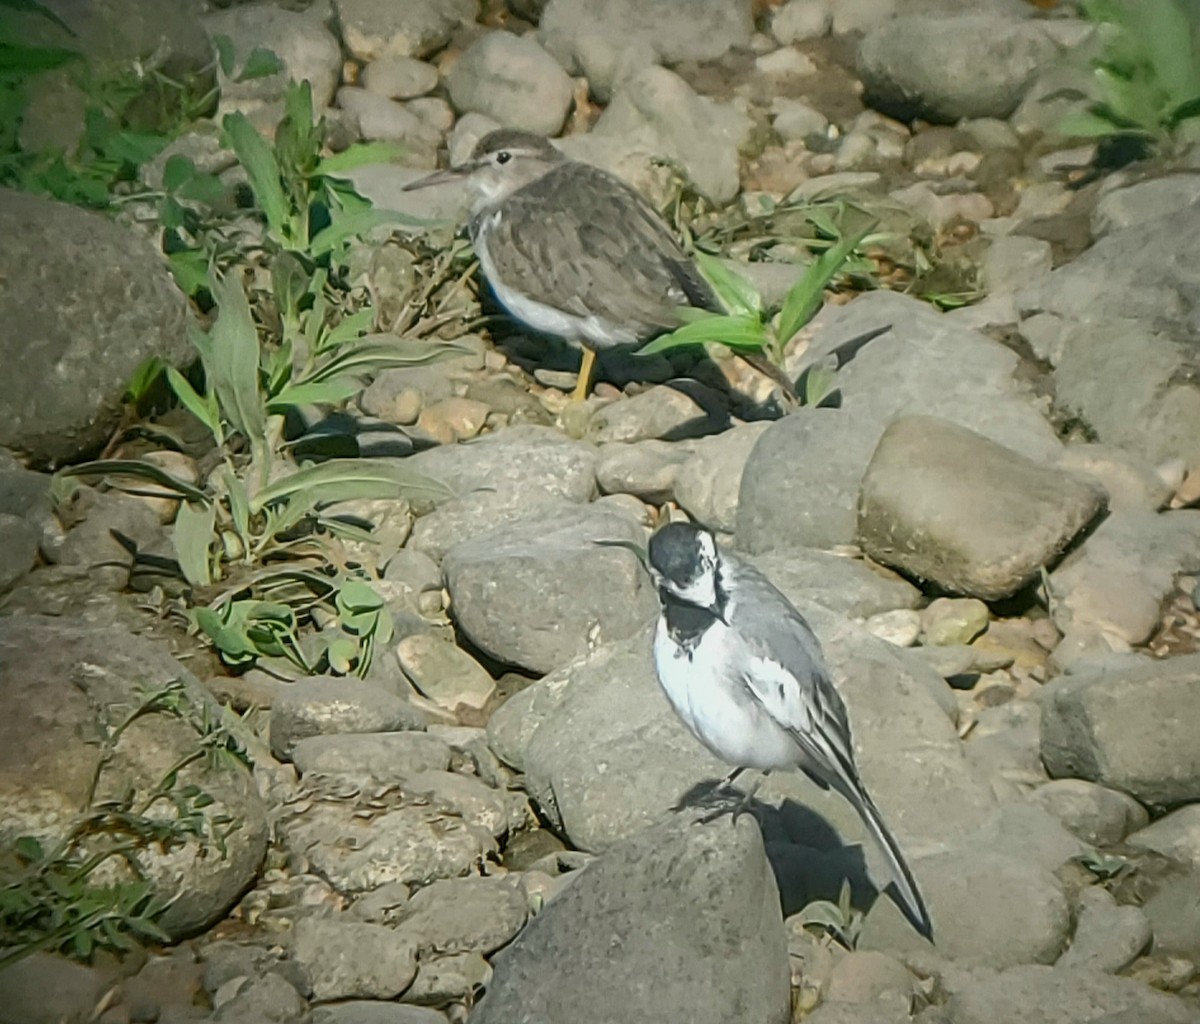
[404,128,743,402]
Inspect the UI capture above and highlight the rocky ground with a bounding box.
[3,0,1200,1022]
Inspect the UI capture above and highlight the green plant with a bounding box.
[795,880,865,949]
[1060,0,1200,154]
[637,207,878,401]
[0,679,248,968]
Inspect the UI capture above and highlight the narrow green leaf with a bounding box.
[249,459,453,514]
[694,251,761,317]
[212,33,235,77]
[320,307,375,350]
[268,380,360,410]
[205,272,268,443]
[0,42,79,74]
[304,337,475,384]
[777,220,877,346]
[315,142,408,177]
[637,314,768,356]
[307,209,409,257]
[173,500,215,587]
[223,469,252,546]
[57,459,209,504]
[222,112,290,240]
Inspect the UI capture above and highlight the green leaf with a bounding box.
[303,336,475,385]
[222,111,291,241]
[176,172,227,206]
[314,141,408,177]
[326,636,358,675]
[320,307,375,350]
[212,33,236,77]
[249,458,453,514]
[124,356,166,405]
[776,220,877,346]
[57,459,209,504]
[198,272,268,444]
[223,468,251,546]
[0,0,74,34]
[337,579,385,614]
[236,47,283,83]
[162,155,195,193]
[636,313,768,356]
[166,250,211,297]
[307,208,414,257]
[1059,108,1124,138]
[694,251,762,317]
[173,500,215,587]
[14,836,44,862]
[0,42,79,74]
[268,379,360,410]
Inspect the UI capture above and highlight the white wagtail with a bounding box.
[642,521,933,941]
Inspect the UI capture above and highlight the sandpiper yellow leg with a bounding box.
[571,345,597,403]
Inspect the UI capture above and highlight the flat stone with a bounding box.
[333,0,475,60]
[390,876,528,955]
[857,415,1106,600]
[442,503,656,674]
[921,597,990,647]
[1057,887,1152,974]
[211,971,306,1022]
[1091,174,1200,239]
[292,917,417,1001]
[1039,654,1200,806]
[1029,779,1148,846]
[403,951,490,1006]
[594,439,693,504]
[292,732,453,780]
[673,421,772,532]
[1126,804,1200,868]
[0,953,111,1024]
[858,15,1059,122]
[586,382,730,444]
[394,634,496,711]
[738,292,1063,552]
[470,816,789,1024]
[312,1004,448,1024]
[941,965,1197,1024]
[361,56,439,100]
[746,549,923,620]
[446,31,573,136]
[270,676,426,762]
[0,514,39,593]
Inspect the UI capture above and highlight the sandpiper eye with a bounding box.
[495,151,511,165]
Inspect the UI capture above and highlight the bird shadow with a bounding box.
[673,780,883,921]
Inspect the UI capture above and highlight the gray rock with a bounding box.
[292,916,417,1001]
[442,503,656,674]
[0,514,38,593]
[1058,887,1152,974]
[1029,779,1148,847]
[861,847,1069,967]
[921,598,990,647]
[0,617,267,940]
[390,876,527,955]
[292,732,453,780]
[394,634,496,710]
[1126,804,1200,868]
[866,609,923,650]
[746,549,922,620]
[0,953,111,1024]
[278,790,495,895]
[858,416,1105,601]
[539,0,753,98]
[333,0,475,61]
[982,235,1053,297]
[586,382,730,444]
[1092,174,1200,239]
[963,702,1047,792]
[773,99,831,143]
[1138,866,1200,959]
[1057,443,1175,513]
[1048,510,1200,645]
[1039,654,1200,806]
[403,769,525,838]
[0,464,52,521]
[403,951,490,1006]
[941,965,1197,1024]
[823,950,915,1012]
[51,488,167,590]
[564,66,752,204]
[211,971,306,1022]
[772,0,832,44]
[204,3,342,110]
[738,292,1062,552]
[1050,319,1200,471]
[446,32,573,136]
[858,15,1058,122]
[674,421,772,532]
[362,56,440,100]
[0,190,192,464]
[270,676,426,762]
[312,1004,447,1024]
[471,816,790,1024]
[337,87,438,147]
[594,439,693,504]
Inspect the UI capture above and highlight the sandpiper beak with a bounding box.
[402,166,469,191]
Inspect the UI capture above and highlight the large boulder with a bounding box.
[0,190,192,465]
